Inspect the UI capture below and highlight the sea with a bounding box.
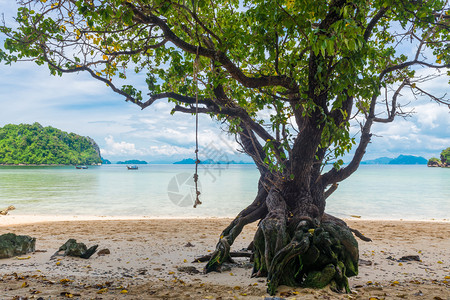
[0,164,448,221]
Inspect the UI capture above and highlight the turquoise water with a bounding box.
[0,164,448,220]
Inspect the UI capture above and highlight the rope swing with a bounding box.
[193,46,201,208]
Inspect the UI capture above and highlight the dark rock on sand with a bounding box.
[359,259,373,266]
[399,255,420,262]
[58,239,98,259]
[97,248,110,256]
[177,266,200,274]
[0,233,36,258]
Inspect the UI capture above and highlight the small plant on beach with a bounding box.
[1,0,449,295]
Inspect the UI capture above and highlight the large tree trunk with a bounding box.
[204,178,359,295]
[204,114,360,295]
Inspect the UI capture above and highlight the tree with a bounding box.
[1,0,449,294]
[0,123,102,165]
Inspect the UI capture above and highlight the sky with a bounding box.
[0,2,449,163]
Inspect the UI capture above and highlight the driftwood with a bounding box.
[0,205,15,215]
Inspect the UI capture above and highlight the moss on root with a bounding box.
[254,220,359,295]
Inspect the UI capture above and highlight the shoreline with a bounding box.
[0,214,234,226]
[1,214,449,226]
[0,164,99,166]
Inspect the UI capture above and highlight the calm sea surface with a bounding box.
[0,164,448,220]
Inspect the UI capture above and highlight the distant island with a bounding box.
[116,160,148,164]
[360,157,393,165]
[173,158,252,164]
[102,158,111,164]
[0,123,101,165]
[361,155,427,165]
[428,147,450,168]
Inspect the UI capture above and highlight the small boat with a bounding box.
[127,165,138,170]
[76,166,88,169]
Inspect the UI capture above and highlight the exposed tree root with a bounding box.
[254,215,359,295]
[204,186,267,273]
[193,251,251,263]
[350,227,372,242]
[204,188,368,295]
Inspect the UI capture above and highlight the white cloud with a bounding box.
[1,0,448,163]
[414,103,450,130]
[100,135,144,156]
[148,145,193,156]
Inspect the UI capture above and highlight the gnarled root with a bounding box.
[204,188,361,296]
[258,215,359,295]
[204,238,232,272]
[204,186,267,273]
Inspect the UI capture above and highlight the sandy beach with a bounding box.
[0,216,449,299]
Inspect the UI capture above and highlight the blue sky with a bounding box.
[0,2,449,163]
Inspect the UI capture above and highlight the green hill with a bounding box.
[360,157,393,164]
[0,123,101,165]
[428,147,450,167]
[388,155,427,165]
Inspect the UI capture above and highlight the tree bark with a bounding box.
[205,174,360,295]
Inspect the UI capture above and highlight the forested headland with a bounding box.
[0,123,101,165]
[428,148,450,168]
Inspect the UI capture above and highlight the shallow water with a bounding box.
[0,164,448,220]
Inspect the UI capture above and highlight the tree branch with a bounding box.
[373,81,407,123]
[380,60,450,80]
[324,183,338,200]
[364,7,389,41]
[320,117,372,186]
[142,92,216,109]
[41,46,140,104]
[125,2,298,91]
[238,123,268,175]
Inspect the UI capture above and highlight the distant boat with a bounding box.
[127,165,138,170]
[76,166,88,169]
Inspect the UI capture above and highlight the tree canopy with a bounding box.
[1,0,450,294]
[1,0,448,178]
[0,123,102,165]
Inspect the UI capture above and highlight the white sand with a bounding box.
[0,216,449,299]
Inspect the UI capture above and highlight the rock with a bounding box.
[399,255,420,262]
[184,242,195,247]
[58,239,98,259]
[138,268,147,275]
[240,262,253,269]
[359,259,373,266]
[177,266,200,274]
[0,205,15,215]
[97,248,110,256]
[387,255,420,262]
[220,263,232,272]
[427,160,442,167]
[0,233,36,258]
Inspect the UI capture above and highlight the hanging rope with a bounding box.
[193,45,202,208]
